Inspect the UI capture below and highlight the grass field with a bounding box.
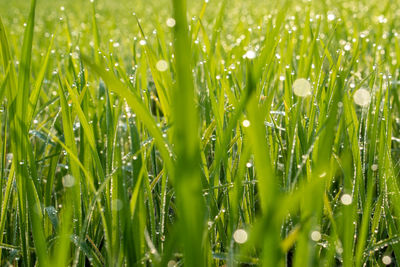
[1,0,400,266]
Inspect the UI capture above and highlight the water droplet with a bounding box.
[62,175,75,188]
[139,39,147,46]
[371,164,378,171]
[353,88,371,107]
[377,15,387,24]
[242,120,250,128]
[382,255,392,265]
[71,52,79,59]
[311,231,321,241]
[327,14,336,21]
[341,194,352,205]
[156,60,168,72]
[246,162,253,168]
[233,229,248,244]
[166,18,176,28]
[293,78,311,97]
[244,50,256,59]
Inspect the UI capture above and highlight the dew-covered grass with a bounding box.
[1,0,400,266]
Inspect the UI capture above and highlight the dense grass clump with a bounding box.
[1,0,400,266]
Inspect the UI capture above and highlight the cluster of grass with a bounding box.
[1,0,400,265]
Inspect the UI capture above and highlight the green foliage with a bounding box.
[0,0,400,266]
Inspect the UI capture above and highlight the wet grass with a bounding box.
[1,0,400,266]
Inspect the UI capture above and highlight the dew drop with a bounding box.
[319,172,327,178]
[293,78,311,97]
[344,43,351,51]
[242,120,250,128]
[353,88,371,107]
[327,13,335,21]
[341,194,352,205]
[371,164,378,171]
[233,229,248,244]
[244,50,256,59]
[156,60,168,72]
[62,175,75,188]
[166,18,176,28]
[311,231,321,241]
[382,255,392,265]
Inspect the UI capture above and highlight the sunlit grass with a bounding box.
[1,0,400,266]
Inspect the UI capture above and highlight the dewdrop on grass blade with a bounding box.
[311,231,321,241]
[353,88,371,107]
[156,60,168,72]
[244,50,256,59]
[344,43,351,51]
[382,255,392,265]
[233,229,248,244]
[242,120,250,127]
[371,164,378,171]
[293,78,311,97]
[166,18,176,28]
[327,13,335,21]
[341,194,352,205]
[62,175,75,188]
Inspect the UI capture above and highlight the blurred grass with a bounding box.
[1,0,400,266]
